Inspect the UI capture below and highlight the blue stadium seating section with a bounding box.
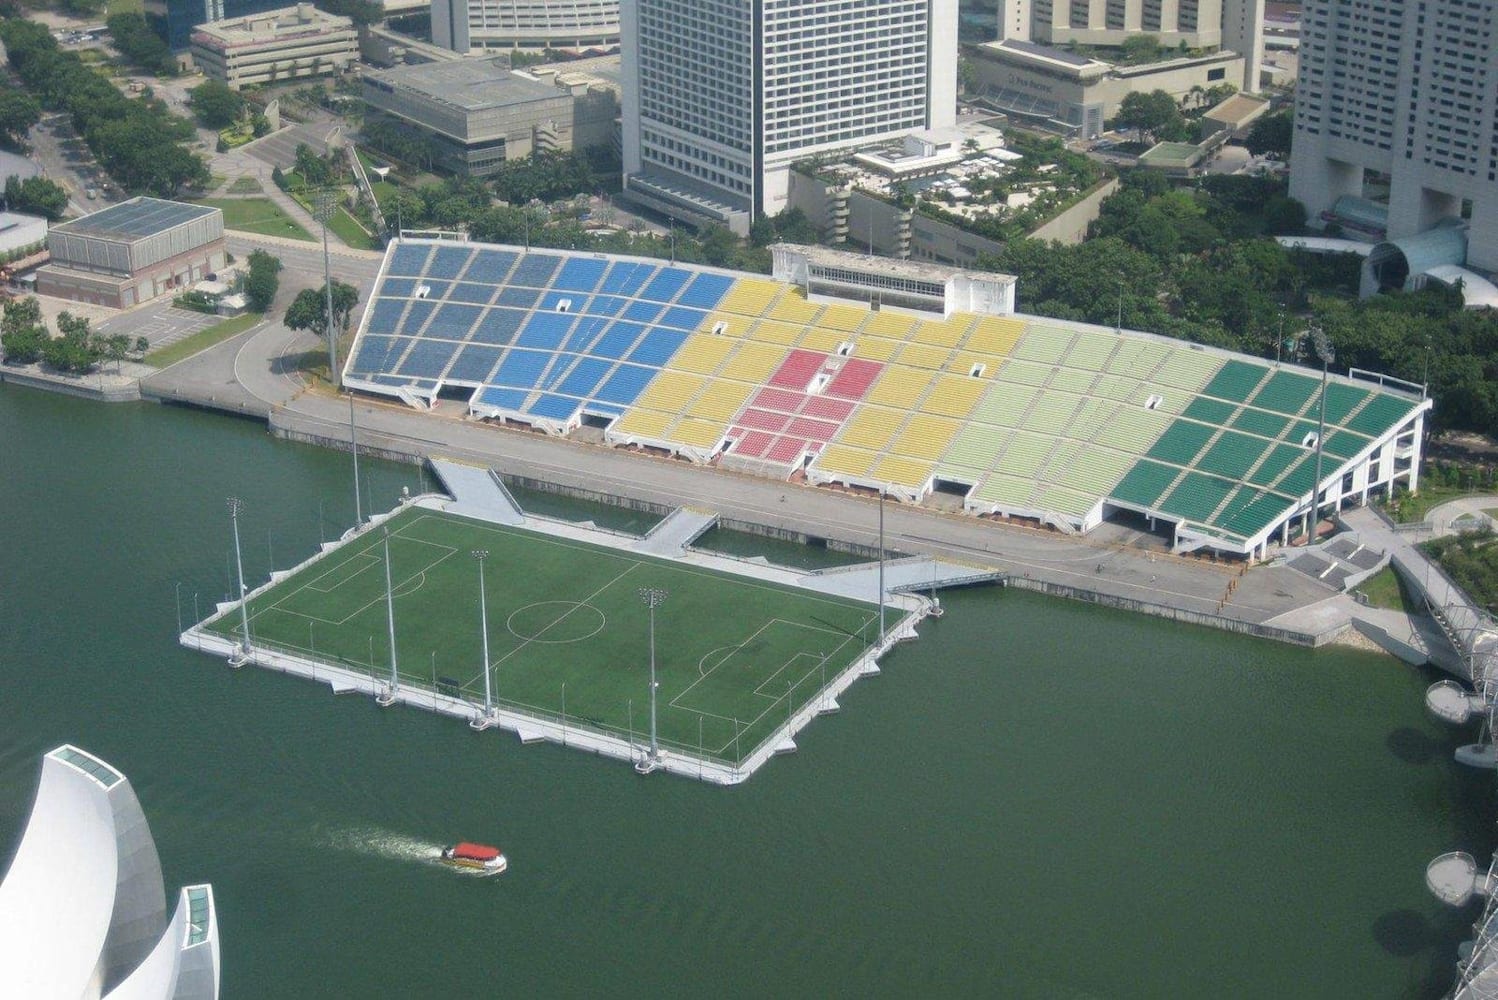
[350,243,735,426]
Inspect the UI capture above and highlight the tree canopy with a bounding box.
[105,12,176,77]
[1114,90,1186,144]
[285,280,360,341]
[0,18,207,197]
[0,86,40,148]
[188,80,245,130]
[1245,110,1293,160]
[244,250,282,313]
[4,174,67,220]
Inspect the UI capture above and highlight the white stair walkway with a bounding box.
[634,506,719,557]
[429,458,525,526]
[800,556,1000,603]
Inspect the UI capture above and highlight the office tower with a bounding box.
[1290,0,1498,271]
[622,0,958,234]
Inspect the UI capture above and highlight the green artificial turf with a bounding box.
[209,507,882,762]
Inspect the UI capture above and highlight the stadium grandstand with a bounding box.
[343,238,1431,560]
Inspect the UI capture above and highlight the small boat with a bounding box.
[439,842,508,874]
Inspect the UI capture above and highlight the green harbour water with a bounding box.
[0,385,1490,998]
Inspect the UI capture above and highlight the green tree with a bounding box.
[293,143,334,188]
[0,295,46,364]
[1118,34,1161,65]
[4,174,68,220]
[1114,90,1183,145]
[0,86,40,148]
[188,79,245,130]
[1245,110,1294,160]
[243,249,282,313]
[284,280,360,341]
[105,13,176,76]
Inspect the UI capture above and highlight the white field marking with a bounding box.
[304,553,379,593]
[696,645,739,678]
[413,511,875,616]
[752,652,825,699]
[504,601,608,643]
[669,620,777,712]
[254,519,457,628]
[708,621,871,755]
[457,561,640,690]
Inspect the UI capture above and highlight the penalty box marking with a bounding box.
[671,618,860,722]
[256,525,459,629]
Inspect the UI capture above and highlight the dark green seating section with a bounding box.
[1246,370,1318,414]
[1112,460,1180,508]
[1197,431,1271,480]
[1246,443,1303,489]
[1216,487,1288,538]
[1147,420,1215,465]
[1230,407,1289,438]
[1158,472,1235,523]
[1348,393,1418,437]
[1200,360,1268,403]
[1321,382,1370,425]
[1183,396,1235,424]
[1097,348,1422,543]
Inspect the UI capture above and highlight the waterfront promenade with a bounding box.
[119,237,1355,643]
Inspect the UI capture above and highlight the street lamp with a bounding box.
[470,549,496,729]
[312,189,339,388]
[1305,324,1336,541]
[636,587,668,773]
[227,497,252,666]
[376,527,399,706]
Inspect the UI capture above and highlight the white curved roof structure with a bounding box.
[0,746,220,1000]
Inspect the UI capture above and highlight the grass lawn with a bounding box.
[1383,482,1480,524]
[1357,567,1420,615]
[144,312,263,367]
[228,176,262,195]
[1422,528,1498,614]
[329,205,376,250]
[196,198,314,241]
[207,507,883,763]
[1486,508,1498,522]
[107,0,143,14]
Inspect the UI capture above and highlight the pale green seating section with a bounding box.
[972,472,1037,508]
[999,432,1054,479]
[1067,449,1136,499]
[1153,348,1222,393]
[1022,392,1079,436]
[973,382,1038,428]
[941,424,1006,478]
[1092,407,1171,452]
[1011,325,1073,364]
[1049,367,1100,395]
[1064,330,1117,372]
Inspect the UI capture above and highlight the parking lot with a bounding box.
[97,300,222,351]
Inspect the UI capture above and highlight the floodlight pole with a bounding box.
[470,549,495,729]
[637,587,668,772]
[376,527,399,706]
[878,488,886,644]
[1305,325,1335,542]
[349,393,363,527]
[227,497,252,664]
[313,190,339,388]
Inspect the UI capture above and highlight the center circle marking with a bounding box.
[505,601,607,643]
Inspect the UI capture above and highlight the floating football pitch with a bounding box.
[209,507,883,763]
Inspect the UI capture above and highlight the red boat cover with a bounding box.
[451,842,500,861]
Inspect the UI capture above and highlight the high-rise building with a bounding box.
[622,0,958,235]
[995,0,1263,93]
[1289,0,1498,272]
[430,0,621,54]
[149,0,286,50]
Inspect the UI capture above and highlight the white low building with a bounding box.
[190,3,357,90]
[0,210,47,261]
[0,745,220,1000]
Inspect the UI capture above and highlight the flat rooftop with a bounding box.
[50,198,219,242]
[776,243,1013,287]
[363,58,562,111]
[192,2,351,42]
[985,38,1104,70]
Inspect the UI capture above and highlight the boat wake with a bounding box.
[316,824,444,866]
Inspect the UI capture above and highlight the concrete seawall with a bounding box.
[0,367,141,402]
[1004,575,1342,647]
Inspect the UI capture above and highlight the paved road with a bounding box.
[140,233,1345,635]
